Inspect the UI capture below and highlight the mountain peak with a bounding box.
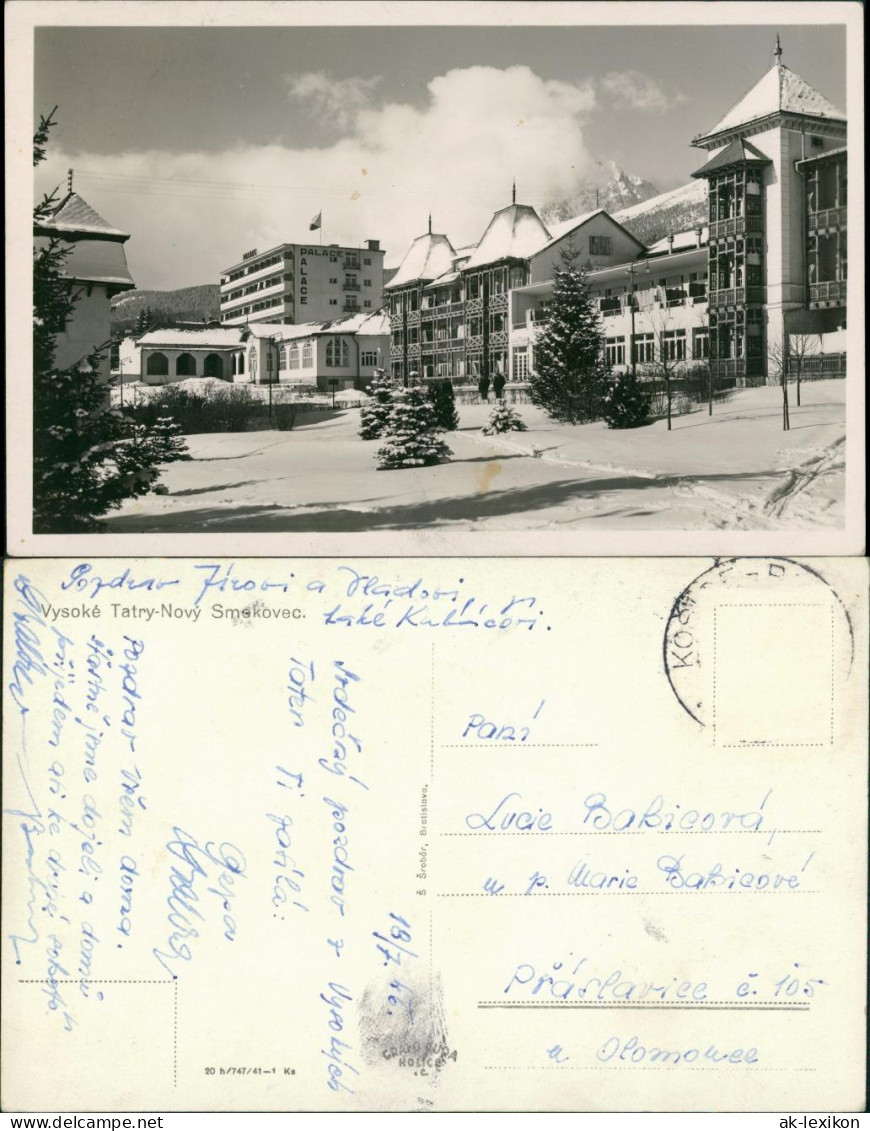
[541,162,660,226]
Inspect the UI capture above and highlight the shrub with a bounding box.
[426,379,459,431]
[482,400,528,435]
[602,371,652,429]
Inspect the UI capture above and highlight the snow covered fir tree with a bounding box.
[376,385,451,470]
[32,108,187,533]
[427,379,459,431]
[527,241,610,425]
[359,368,394,440]
[602,371,652,429]
[482,401,527,435]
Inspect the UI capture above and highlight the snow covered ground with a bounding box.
[105,380,846,533]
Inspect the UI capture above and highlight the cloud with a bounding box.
[285,72,382,129]
[601,70,686,112]
[36,65,600,290]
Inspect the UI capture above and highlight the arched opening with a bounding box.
[176,353,197,377]
[203,353,224,379]
[146,352,169,377]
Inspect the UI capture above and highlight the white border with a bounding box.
[6,0,865,557]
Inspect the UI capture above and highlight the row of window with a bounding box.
[603,328,710,366]
[221,272,292,304]
[224,252,287,284]
[275,343,382,370]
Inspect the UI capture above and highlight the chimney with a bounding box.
[367,239,380,251]
[667,233,674,254]
[695,226,704,248]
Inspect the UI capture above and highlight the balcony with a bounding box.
[529,308,551,323]
[488,293,508,312]
[709,214,763,240]
[708,285,764,308]
[599,298,621,316]
[809,280,847,308]
[788,352,846,379]
[342,303,360,314]
[808,206,846,232]
[407,310,421,326]
[343,257,360,270]
[465,297,483,314]
[342,280,360,291]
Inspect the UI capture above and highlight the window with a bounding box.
[589,235,613,256]
[146,352,169,377]
[663,329,686,361]
[364,300,372,308]
[605,336,625,366]
[632,333,655,364]
[326,338,350,367]
[288,344,300,369]
[175,353,196,377]
[692,328,709,360]
[364,279,372,286]
[329,299,338,305]
[513,347,529,380]
[266,350,274,375]
[360,350,379,367]
[509,266,525,288]
[249,350,258,379]
[363,257,372,265]
[279,346,288,370]
[329,278,338,284]
[302,343,313,367]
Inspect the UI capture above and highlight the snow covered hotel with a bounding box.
[219,239,385,327]
[386,42,847,389]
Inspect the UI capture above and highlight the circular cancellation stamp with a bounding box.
[663,558,854,729]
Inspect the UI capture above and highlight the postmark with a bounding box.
[663,558,854,728]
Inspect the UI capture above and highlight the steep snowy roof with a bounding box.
[692,137,772,178]
[136,329,243,347]
[696,63,846,144]
[536,208,646,256]
[37,192,130,239]
[464,204,552,269]
[384,232,456,289]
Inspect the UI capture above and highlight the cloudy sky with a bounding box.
[34,22,846,291]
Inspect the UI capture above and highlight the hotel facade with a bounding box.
[219,240,385,327]
[386,45,847,390]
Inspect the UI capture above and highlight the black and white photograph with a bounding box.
[7,0,864,555]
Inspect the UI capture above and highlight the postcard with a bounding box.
[5,0,866,558]
[2,556,866,1112]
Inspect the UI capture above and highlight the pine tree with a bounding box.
[426,379,459,432]
[482,400,527,435]
[32,108,188,533]
[528,239,610,424]
[602,371,652,429]
[376,386,452,469]
[359,368,394,440]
